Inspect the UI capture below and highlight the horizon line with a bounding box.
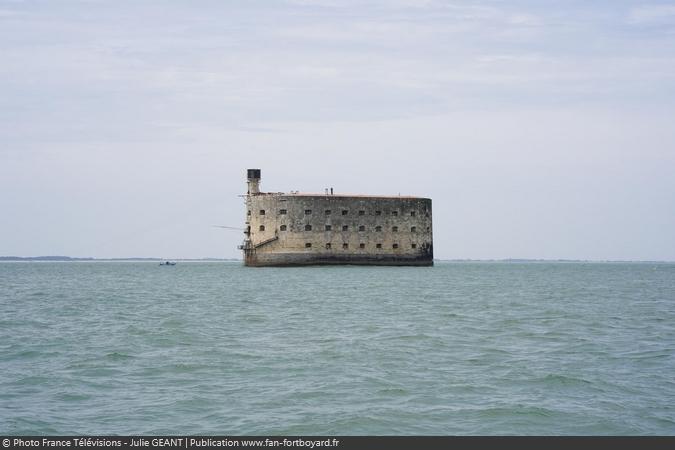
[1,256,674,263]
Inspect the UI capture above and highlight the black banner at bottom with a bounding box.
[2,436,675,450]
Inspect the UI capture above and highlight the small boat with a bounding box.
[159,261,176,266]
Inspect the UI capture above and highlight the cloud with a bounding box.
[1,1,675,259]
[507,13,541,27]
[627,4,675,26]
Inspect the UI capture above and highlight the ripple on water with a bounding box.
[104,352,135,361]
[1,261,674,435]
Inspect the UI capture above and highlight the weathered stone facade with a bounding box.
[241,169,433,266]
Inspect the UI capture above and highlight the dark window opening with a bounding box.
[411,226,417,232]
[375,226,382,232]
[305,224,312,231]
[247,210,251,216]
[259,225,265,231]
[359,243,365,249]
[342,225,348,231]
[280,225,287,231]
[393,243,399,249]
[392,226,399,232]
[325,210,331,215]
[305,209,312,215]
[325,225,332,231]
[358,210,365,216]
[326,243,332,249]
[358,225,365,231]
[305,243,312,248]
[392,211,398,216]
[376,243,382,249]
[375,210,381,216]
[411,211,416,217]
[412,243,417,249]
[427,226,430,232]
[279,209,287,215]
[342,243,349,249]
[259,210,265,215]
[341,210,348,215]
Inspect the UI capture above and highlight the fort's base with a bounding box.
[244,252,433,267]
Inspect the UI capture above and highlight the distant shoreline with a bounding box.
[1,256,673,263]
[0,256,241,262]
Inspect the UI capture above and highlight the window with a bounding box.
[376,243,382,249]
[342,210,348,215]
[325,225,332,231]
[326,243,332,249]
[342,243,349,249]
[280,225,287,231]
[411,226,417,232]
[358,225,365,231]
[259,225,265,231]
[305,209,312,215]
[358,210,365,216]
[392,211,398,216]
[392,226,398,232]
[247,210,251,216]
[279,209,287,215]
[375,226,382,232]
[342,225,348,231]
[393,243,399,249]
[325,210,331,215]
[305,224,312,231]
[410,211,416,217]
[412,243,417,249]
[260,209,265,215]
[359,243,365,249]
[305,243,312,248]
[375,210,382,216]
[427,226,430,232]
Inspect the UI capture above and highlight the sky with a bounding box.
[1,0,674,260]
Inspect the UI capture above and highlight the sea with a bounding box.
[1,261,674,435]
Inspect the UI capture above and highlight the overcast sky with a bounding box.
[1,0,674,260]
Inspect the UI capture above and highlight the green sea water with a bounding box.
[1,261,674,435]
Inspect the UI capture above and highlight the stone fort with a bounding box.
[240,169,433,266]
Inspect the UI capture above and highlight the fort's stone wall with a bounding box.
[243,194,433,266]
